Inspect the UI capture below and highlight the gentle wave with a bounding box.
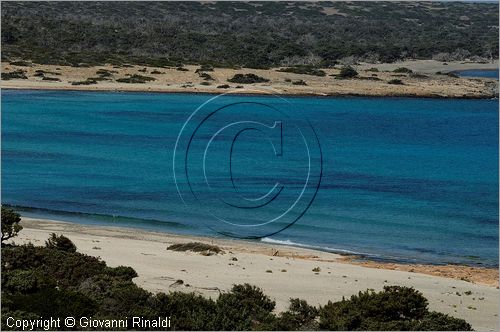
[261,237,366,256]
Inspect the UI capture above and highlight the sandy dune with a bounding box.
[12,217,499,331]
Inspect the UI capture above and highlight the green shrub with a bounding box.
[2,244,106,288]
[7,288,97,318]
[388,79,404,85]
[217,84,230,89]
[195,64,214,72]
[367,67,379,72]
[318,286,471,331]
[1,70,27,80]
[87,76,110,81]
[338,66,358,78]
[292,79,307,85]
[227,73,269,84]
[45,233,77,252]
[167,242,222,255]
[116,74,155,83]
[1,206,22,244]
[2,269,56,293]
[34,69,61,76]
[278,65,326,76]
[104,265,138,280]
[41,76,61,81]
[199,72,214,81]
[153,292,218,330]
[411,311,472,331]
[393,67,413,73]
[214,284,276,330]
[96,69,116,77]
[176,67,189,71]
[71,79,97,85]
[271,298,319,330]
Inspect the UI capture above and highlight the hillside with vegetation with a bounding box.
[1,1,498,68]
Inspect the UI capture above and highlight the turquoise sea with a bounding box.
[1,90,498,266]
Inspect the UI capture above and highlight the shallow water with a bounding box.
[2,90,498,266]
[454,69,499,80]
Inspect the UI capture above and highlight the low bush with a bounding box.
[227,73,269,84]
[34,69,61,76]
[1,70,27,80]
[195,64,214,73]
[116,74,155,83]
[45,233,77,252]
[278,65,326,76]
[337,66,358,79]
[71,79,97,85]
[271,298,319,330]
[41,77,61,81]
[96,69,116,77]
[167,242,222,255]
[393,67,413,73]
[318,286,471,331]
[176,67,189,71]
[215,284,276,330]
[1,206,22,244]
[198,72,214,81]
[292,79,307,85]
[217,84,230,89]
[388,79,404,85]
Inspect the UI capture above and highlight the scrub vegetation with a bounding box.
[2,2,497,68]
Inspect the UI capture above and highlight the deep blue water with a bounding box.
[2,90,498,266]
[454,69,499,80]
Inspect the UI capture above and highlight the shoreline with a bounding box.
[3,86,499,100]
[14,216,499,287]
[10,205,498,270]
[2,60,498,99]
[12,217,499,331]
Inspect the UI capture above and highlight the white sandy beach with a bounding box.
[12,217,500,331]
